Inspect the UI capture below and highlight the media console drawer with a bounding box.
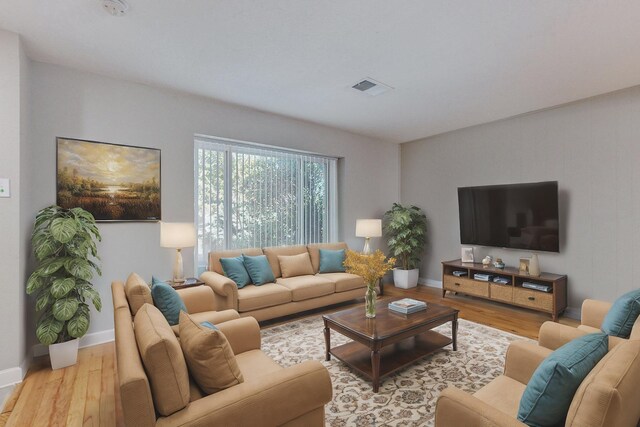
[443,276,489,297]
[514,287,553,311]
[490,284,513,303]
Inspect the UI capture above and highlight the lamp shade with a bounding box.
[160,222,196,248]
[355,219,382,238]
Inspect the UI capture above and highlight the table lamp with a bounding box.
[355,219,382,254]
[161,222,196,283]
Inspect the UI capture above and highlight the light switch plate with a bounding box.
[0,178,10,197]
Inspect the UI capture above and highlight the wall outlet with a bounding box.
[0,178,11,198]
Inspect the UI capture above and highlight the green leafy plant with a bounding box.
[26,206,102,345]
[383,203,427,270]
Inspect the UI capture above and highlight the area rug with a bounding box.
[261,315,529,427]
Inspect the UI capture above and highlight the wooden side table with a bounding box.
[167,279,204,290]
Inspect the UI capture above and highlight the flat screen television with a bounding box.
[458,181,559,252]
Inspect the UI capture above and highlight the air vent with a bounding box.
[351,77,393,96]
[102,0,129,16]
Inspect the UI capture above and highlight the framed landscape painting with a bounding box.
[56,137,161,222]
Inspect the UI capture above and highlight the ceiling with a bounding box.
[2,1,640,143]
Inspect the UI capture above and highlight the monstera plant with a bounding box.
[26,206,102,368]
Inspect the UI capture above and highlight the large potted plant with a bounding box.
[383,203,427,289]
[26,205,102,369]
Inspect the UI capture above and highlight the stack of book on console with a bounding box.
[388,298,427,314]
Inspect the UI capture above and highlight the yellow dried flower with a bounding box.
[344,250,396,289]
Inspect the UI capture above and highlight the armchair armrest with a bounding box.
[503,340,552,385]
[200,271,238,311]
[216,317,261,355]
[177,285,217,313]
[581,299,611,329]
[156,360,332,427]
[435,386,526,427]
[538,321,589,351]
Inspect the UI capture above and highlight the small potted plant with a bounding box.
[344,250,395,318]
[383,203,427,289]
[26,206,102,369]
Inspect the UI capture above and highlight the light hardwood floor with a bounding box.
[0,285,578,426]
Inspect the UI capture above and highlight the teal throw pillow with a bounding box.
[517,332,608,427]
[242,254,275,285]
[319,249,346,273]
[150,277,187,326]
[220,256,251,288]
[200,321,218,330]
[601,289,640,338]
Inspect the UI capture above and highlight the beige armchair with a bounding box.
[538,299,640,351]
[435,337,640,427]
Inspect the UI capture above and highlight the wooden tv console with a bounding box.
[442,259,567,321]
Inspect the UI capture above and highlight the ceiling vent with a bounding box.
[351,78,393,96]
[101,0,129,16]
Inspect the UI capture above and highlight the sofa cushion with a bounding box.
[208,248,263,275]
[235,349,283,381]
[565,340,640,427]
[319,272,365,293]
[276,275,335,301]
[243,254,276,285]
[237,283,292,312]
[601,289,640,338]
[219,256,251,288]
[278,253,314,278]
[171,310,241,335]
[178,312,244,395]
[150,277,187,326]
[134,304,190,416]
[319,249,346,273]
[474,375,526,418]
[307,242,348,274]
[124,272,153,316]
[517,332,609,427]
[263,245,308,278]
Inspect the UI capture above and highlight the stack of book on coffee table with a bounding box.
[388,298,427,314]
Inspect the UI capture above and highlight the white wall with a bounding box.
[0,30,28,378]
[401,86,640,311]
[29,62,400,335]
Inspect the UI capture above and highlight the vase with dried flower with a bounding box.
[344,250,396,318]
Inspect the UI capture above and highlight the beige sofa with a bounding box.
[112,279,333,426]
[435,326,640,427]
[200,242,368,321]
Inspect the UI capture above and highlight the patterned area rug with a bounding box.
[261,315,528,427]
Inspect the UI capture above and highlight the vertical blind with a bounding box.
[194,137,338,270]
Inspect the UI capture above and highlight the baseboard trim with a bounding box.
[0,367,23,391]
[33,328,115,358]
[418,277,442,288]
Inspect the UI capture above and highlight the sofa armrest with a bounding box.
[177,285,217,313]
[538,321,589,350]
[581,299,611,329]
[435,386,526,427]
[200,271,238,311]
[217,317,261,354]
[156,360,332,427]
[503,340,552,385]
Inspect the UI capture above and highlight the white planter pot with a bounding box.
[393,269,419,289]
[49,338,79,370]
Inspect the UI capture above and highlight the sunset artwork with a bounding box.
[56,138,161,221]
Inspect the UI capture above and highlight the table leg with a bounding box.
[371,349,381,393]
[324,325,331,361]
[452,316,458,351]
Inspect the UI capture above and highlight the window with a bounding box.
[194,136,338,271]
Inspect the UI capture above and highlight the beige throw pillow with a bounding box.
[178,312,244,395]
[278,252,314,278]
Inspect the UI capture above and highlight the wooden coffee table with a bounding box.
[323,298,459,392]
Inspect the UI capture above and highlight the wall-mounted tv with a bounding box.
[458,181,559,252]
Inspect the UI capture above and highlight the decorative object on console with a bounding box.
[529,253,541,277]
[482,255,492,267]
[344,250,395,318]
[383,203,427,289]
[160,222,196,283]
[355,219,382,254]
[461,247,474,263]
[493,258,505,269]
[56,137,161,222]
[519,257,530,274]
[26,205,103,370]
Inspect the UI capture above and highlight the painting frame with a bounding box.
[461,247,474,263]
[56,137,161,222]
